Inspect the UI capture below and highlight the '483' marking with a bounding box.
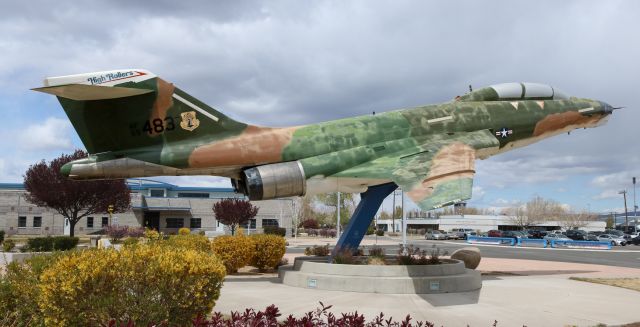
[129,116,177,136]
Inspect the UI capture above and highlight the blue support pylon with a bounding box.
[331,182,398,259]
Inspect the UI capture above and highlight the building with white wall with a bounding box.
[0,179,295,236]
[377,214,606,233]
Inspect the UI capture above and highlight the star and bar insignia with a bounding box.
[495,127,513,138]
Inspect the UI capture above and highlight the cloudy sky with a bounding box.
[0,0,638,215]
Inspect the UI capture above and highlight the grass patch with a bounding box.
[570,277,640,292]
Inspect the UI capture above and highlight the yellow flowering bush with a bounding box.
[38,243,226,326]
[211,234,254,273]
[144,228,160,240]
[178,227,191,235]
[165,234,211,253]
[0,253,66,326]
[250,234,286,272]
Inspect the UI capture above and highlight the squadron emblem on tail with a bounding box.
[180,111,200,131]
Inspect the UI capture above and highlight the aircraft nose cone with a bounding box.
[60,162,72,177]
[599,101,614,113]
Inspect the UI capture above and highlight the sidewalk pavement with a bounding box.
[215,257,640,327]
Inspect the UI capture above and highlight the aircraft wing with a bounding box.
[335,129,499,210]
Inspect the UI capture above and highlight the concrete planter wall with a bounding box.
[280,256,481,294]
[0,251,52,265]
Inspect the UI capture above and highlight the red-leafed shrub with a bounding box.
[106,302,440,326]
[301,219,319,229]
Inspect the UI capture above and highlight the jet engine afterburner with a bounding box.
[234,161,306,200]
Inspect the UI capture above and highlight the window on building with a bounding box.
[241,219,257,229]
[33,216,42,228]
[18,216,26,228]
[190,218,202,229]
[149,189,165,197]
[166,218,184,228]
[262,219,279,227]
[87,217,94,228]
[178,192,210,198]
[102,217,109,227]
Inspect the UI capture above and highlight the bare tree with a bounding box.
[506,204,529,230]
[23,150,130,237]
[290,197,304,238]
[560,210,596,230]
[213,198,259,235]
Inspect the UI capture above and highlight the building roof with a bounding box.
[0,178,235,193]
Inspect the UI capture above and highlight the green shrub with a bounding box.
[122,237,139,247]
[375,229,384,236]
[368,245,385,258]
[211,235,254,273]
[366,226,375,235]
[397,244,448,265]
[263,226,286,236]
[250,234,286,272]
[178,227,191,235]
[39,243,226,326]
[52,236,79,251]
[0,230,5,244]
[304,244,330,256]
[27,237,54,252]
[332,248,358,264]
[2,239,15,252]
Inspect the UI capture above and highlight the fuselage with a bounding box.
[58,81,613,194]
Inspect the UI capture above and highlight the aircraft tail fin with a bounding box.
[33,69,247,156]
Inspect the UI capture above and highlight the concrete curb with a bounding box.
[279,256,481,294]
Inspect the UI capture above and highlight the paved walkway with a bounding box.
[215,257,640,327]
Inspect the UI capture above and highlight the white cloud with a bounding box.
[19,117,74,151]
[472,186,486,200]
[0,1,638,213]
[591,172,637,200]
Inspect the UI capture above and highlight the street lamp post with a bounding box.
[401,189,406,249]
[391,190,396,233]
[336,192,341,238]
[633,177,637,233]
[619,190,629,230]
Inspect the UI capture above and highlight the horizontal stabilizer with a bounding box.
[32,84,153,101]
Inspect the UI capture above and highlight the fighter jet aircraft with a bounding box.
[34,69,615,212]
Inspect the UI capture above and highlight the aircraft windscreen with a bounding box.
[489,82,568,100]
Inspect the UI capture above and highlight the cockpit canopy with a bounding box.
[458,82,568,102]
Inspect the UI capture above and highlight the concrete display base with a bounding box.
[279,256,482,294]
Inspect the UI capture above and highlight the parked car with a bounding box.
[543,233,572,244]
[502,231,528,241]
[585,234,599,241]
[527,230,548,239]
[425,230,448,240]
[450,228,476,240]
[629,235,640,245]
[565,229,588,241]
[588,231,605,237]
[487,230,502,237]
[597,234,627,246]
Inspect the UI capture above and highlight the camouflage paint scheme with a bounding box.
[33,69,615,210]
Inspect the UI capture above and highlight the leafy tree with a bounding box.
[606,215,615,229]
[379,210,391,219]
[23,150,130,237]
[314,193,355,227]
[213,198,259,235]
